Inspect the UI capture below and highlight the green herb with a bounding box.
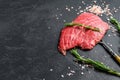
[71,49,120,77]
[65,22,100,32]
[110,17,120,31]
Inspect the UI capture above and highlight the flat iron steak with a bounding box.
[58,12,109,55]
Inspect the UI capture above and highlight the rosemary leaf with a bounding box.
[110,17,120,31]
[65,22,100,32]
[70,49,120,77]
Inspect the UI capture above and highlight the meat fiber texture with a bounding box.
[58,12,109,55]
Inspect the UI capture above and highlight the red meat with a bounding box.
[58,12,109,55]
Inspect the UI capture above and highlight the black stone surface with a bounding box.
[0,0,120,80]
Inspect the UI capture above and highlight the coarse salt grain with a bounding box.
[88,71,91,74]
[77,12,80,15]
[59,14,63,16]
[79,64,82,66]
[104,56,107,58]
[81,72,84,75]
[85,64,89,67]
[56,17,59,20]
[63,20,66,22]
[107,43,110,45]
[50,69,53,71]
[106,18,110,21]
[57,8,59,10]
[61,75,64,78]
[93,0,97,4]
[82,1,85,5]
[48,26,51,30]
[80,10,83,13]
[71,6,74,9]
[67,73,73,76]
[108,34,111,37]
[81,65,85,70]
[75,9,78,11]
[67,9,71,11]
[113,34,117,36]
[70,70,75,73]
[110,44,112,47]
[43,78,45,80]
[78,6,81,9]
[66,7,68,10]
[68,66,71,69]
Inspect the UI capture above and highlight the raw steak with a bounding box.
[58,12,109,55]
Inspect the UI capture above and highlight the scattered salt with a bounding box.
[104,5,112,16]
[88,5,103,15]
[66,67,76,76]
[86,3,113,16]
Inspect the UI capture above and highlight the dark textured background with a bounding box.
[0,0,120,80]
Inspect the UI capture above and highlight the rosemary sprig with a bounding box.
[65,22,100,32]
[70,49,120,77]
[110,17,120,32]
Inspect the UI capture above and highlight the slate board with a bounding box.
[0,0,120,80]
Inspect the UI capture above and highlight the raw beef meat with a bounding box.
[58,12,109,55]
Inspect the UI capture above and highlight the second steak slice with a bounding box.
[58,12,109,55]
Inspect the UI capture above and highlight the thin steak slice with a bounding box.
[58,12,109,55]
